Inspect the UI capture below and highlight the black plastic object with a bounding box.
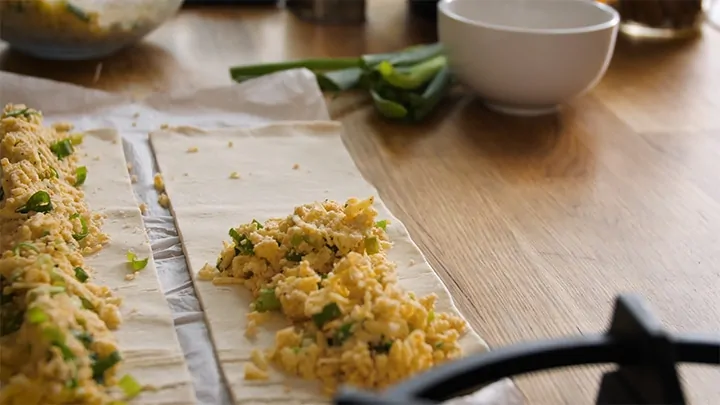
[334,294,720,405]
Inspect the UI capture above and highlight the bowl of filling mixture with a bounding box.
[0,0,183,60]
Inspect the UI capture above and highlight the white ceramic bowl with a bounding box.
[438,0,620,116]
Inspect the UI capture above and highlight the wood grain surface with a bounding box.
[2,1,719,404]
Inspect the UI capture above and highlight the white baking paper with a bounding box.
[0,69,524,405]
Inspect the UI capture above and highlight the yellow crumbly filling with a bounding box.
[0,104,133,404]
[200,197,467,395]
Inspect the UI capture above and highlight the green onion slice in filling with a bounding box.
[16,191,53,214]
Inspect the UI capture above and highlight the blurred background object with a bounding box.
[0,0,183,60]
[286,0,366,24]
[598,0,708,39]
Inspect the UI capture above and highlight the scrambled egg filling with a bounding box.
[201,197,467,394]
[0,105,135,404]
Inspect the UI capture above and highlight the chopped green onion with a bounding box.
[13,242,39,256]
[48,166,59,179]
[43,327,75,360]
[73,330,93,348]
[285,251,303,262]
[312,302,342,328]
[48,285,66,295]
[427,310,435,323]
[75,166,87,186]
[229,228,254,255]
[290,234,303,247]
[91,351,122,383]
[118,374,143,398]
[16,191,53,214]
[4,107,37,119]
[69,133,84,145]
[50,271,66,287]
[80,297,94,310]
[251,219,263,229]
[375,220,388,230]
[331,322,354,346]
[371,341,393,354]
[50,139,74,160]
[253,288,281,312]
[364,236,380,255]
[27,307,48,324]
[74,267,89,283]
[66,378,79,389]
[435,342,444,349]
[70,213,89,241]
[126,251,149,272]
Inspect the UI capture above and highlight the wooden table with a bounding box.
[2,1,719,403]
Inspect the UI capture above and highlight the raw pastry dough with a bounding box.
[149,122,489,404]
[80,129,195,404]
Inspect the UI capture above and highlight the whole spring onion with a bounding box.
[229,43,453,123]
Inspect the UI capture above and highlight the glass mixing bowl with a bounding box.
[0,0,184,60]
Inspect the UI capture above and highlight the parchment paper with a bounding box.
[0,69,524,405]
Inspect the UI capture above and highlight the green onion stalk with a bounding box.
[228,43,453,123]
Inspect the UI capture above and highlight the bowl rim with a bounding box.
[438,0,620,35]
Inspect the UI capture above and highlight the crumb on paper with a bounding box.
[292,163,300,170]
[409,259,416,266]
[93,156,100,161]
[158,193,170,208]
[187,146,199,153]
[153,173,165,192]
[228,141,234,148]
[197,263,217,281]
[138,203,148,215]
[183,173,189,177]
[124,273,136,281]
[127,163,133,171]
[251,349,269,371]
[132,122,137,127]
[133,112,140,118]
[245,311,269,338]
[160,123,170,130]
[229,172,240,179]
[111,139,118,144]
[131,175,138,184]
[244,362,269,381]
